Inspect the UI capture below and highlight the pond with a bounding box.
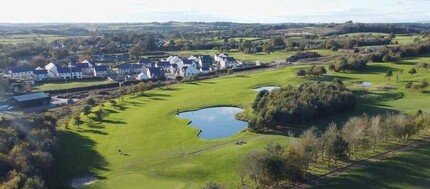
[253,86,281,92]
[177,107,248,140]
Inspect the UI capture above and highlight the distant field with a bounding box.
[0,34,88,44]
[207,37,262,43]
[340,32,390,37]
[171,49,341,63]
[394,34,423,45]
[33,79,114,92]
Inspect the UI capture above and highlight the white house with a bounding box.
[94,66,109,78]
[220,57,236,69]
[200,66,211,74]
[33,70,49,81]
[214,53,229,62]
[181,66,200,77]
[136,72,149,80]
[167,56,183,67]
[45,62,59,78]
[7,66,34,80]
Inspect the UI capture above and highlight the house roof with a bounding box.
[225,57,236,61]
[70,67,82,73]
[13,92,50,102]
[57,67,71,74]
[118,63,132,70]
[9,66,34,73]
[156,61,170,67]
[33,70,48,75]
[138,59,152,64]
[75,63,90,69]
[182,59,195,65]
[148,67,165,78]
[94,65,109,72]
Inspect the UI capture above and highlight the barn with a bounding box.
[12,92,51,108]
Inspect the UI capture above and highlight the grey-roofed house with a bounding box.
[147,67,166,80]
[94,65,109,78]
[70,67,83,79]
[155,61,171,72]
[199,55,213,68]
[8,66,35,80]
[118,63,146,75]
[56,67,72,79]
[12,92,51,108]
[33,70,49,81]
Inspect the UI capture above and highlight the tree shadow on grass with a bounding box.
[314,143,430,189]
[160,87,183,91]
[102,119,127,125]
[309,75,355,82]
[78,128,109,136]
[46,131,109,188]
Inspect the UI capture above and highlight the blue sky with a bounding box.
[0,0,429,23]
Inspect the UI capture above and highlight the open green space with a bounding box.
[33,79,114,92]
[171,49,341,63]
[0,34,87,44]
[314,142,430,189]
[49,54,430,188]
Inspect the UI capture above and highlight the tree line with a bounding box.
[240,110,430,188]
[0,114,58,188]
[250,82,356,131]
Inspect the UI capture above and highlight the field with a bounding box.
[314,142,430,189]
[0,34,87,44]
[170,49,341,63]
[49,54,430,188]
[206,37,262,43]
[33,79,114,92]
[340,32,422,45]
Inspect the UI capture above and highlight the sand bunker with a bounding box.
[71,175,96,188]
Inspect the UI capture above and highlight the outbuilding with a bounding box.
[12,92,51,108]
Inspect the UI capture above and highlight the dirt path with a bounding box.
[296,137,430,188]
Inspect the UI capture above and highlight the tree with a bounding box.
[322,123,337,166]
[30,56,47,67]
[295,69,306,78]
[331,136,349,164]
[129,45,141,60]
[385,70,393,80]
[86,98,96,106]
[263,44,274,54]
[239,40,253,54]
[409,68,417,76]
[405,81,413,90]
[73,115,82,127]
[420,80,429,92]
[142,36,157,52]
[83,105,91,117]
[51,48,69,60]
[95,109,104,122]
[272,37,285,48]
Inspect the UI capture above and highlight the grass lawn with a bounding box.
[394,34,423,45]
[0,34,87,44]
[171,49,341,63]
[313,142,430,189]
[33,79,114,92]
[48,54,430,189]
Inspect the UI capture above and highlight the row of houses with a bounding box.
[6,60,110,82]
[118,54,239,80]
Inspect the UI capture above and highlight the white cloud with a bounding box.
[0,0,429,23]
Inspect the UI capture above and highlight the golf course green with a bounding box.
[49,55,430,188]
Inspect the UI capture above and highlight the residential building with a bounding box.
[70,67,83,79]
[147,67,166,80]
[57,67,72,79]
[155,61,171,73]
[45,62,60,78]
[94,65,109,78]
[181,66,200,77]
[118,63,146,75]
[7,66,34,80]
[33,70,49,81]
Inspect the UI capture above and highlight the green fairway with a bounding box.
[313,142,430,189]
[49,54,430,189]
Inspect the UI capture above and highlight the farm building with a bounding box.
[12,92,51,108]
